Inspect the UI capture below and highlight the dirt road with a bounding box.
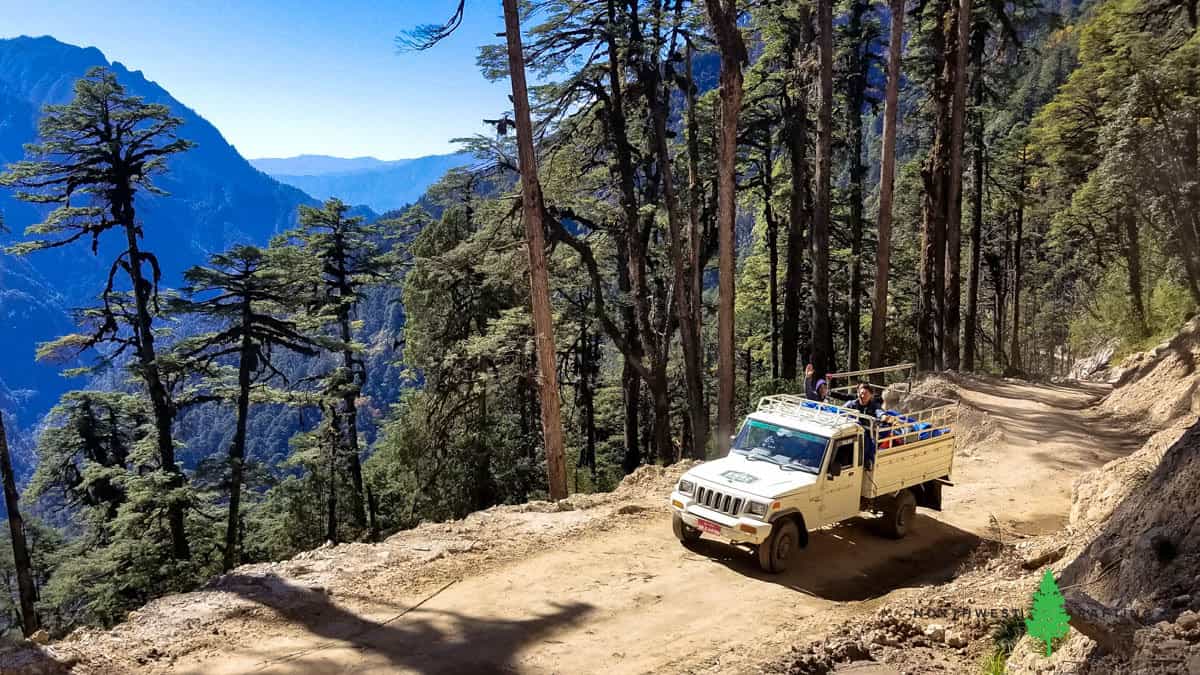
[62,377,1143,675]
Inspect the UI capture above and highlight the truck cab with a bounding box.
[669,384,956,573]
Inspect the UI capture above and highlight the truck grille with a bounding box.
[695,486,744,516]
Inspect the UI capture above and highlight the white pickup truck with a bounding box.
[669,378,957,573]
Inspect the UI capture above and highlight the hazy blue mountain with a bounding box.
[249,155,393,175]
[252,152,474,213]
[0,36,362,476]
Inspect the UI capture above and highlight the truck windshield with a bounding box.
[731,420,828,474]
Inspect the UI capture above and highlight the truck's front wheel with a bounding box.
[672,512,701,545]
[880,489,917,539]
[757,519,800,574]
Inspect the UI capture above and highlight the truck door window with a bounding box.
[834,440,855,470]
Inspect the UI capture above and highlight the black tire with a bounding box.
[757,518,800,574]
[880,489,917,539]
[672,512,701,545]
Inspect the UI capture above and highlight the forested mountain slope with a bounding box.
[0,36,322,468]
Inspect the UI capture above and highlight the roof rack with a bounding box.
[755,394,871,428]
[824,362,916,382]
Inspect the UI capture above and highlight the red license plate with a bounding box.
[697,518,722,535]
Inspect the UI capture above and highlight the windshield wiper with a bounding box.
[779,463,815,473]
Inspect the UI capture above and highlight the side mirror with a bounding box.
[827,463,842,479]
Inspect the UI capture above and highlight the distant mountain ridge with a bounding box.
[252,152,474,213]
[250,154,395,176]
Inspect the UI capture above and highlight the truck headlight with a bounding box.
[678,479,695,495]
[747,501,768,517]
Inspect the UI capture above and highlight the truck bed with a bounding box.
[860,392,957,499]
[862,434,955,498]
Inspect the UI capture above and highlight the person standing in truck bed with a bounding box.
[843,382,893,468]
[844,382,890,423]
[804,363,820,400]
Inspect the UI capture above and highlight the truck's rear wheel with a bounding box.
[880,489,917,539]
[672,512,701,545]
[757,519,800,574]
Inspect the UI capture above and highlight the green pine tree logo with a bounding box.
[1026,569,1071,657]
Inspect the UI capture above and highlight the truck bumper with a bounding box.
[669,491,772,545]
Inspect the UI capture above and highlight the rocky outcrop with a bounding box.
[1069,341,1116,381]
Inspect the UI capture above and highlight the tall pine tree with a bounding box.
[171,245,332,570]
[275,198,394,532]
[1,67,194,559]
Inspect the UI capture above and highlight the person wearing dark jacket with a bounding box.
[844,382,892,469]
[843,382,889,423]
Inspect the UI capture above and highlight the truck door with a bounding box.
[816,437,861,527]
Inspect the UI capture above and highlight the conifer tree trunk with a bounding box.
[995,212,1011,369]
[0,416,38,637]
[704,0,746,455]
[1182,3,1200,305]
[621,365,642,472]
[918,0,954,372]
[1009,161,1026,373]
[119,202,190,560]
[470,384,494,511]
[337,381,368,530]
[685,45,709,457]
[651,381,674,465]
[962,30,985,372]
[578,328,598,473]
[782,42,810,380]
[325,406,339,544]
[600,0,647,470]
[739,345,748,403]
[963,132,984,370]
[1123,208,1147,335]
[503,0,568,498]
[613,238,641,472]
[812,0,836,376]
[649,28,707,460]
[223,299,254,571]
[765,142,780,380]
[366,485,380,541]
[869,0,905,371]
[944,0,973,371]
[846,0,869,371]
[327,237,368,530]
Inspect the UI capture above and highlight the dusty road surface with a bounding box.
[56,377,1144,675]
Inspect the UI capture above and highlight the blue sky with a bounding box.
[0,1,513,160]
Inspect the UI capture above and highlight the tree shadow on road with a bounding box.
[683,515,983,602]
[187,574,593,674]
